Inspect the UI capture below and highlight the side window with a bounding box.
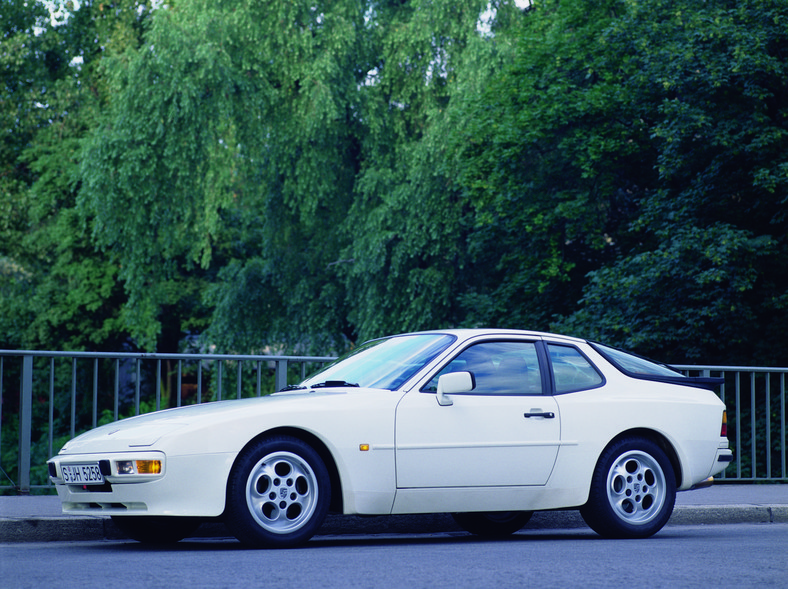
[422,341,543,395]
[548,344,604,393]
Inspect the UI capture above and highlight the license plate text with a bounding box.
[62,464,104,485]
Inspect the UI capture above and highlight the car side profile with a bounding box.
[48,329,733,546]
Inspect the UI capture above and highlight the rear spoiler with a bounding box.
[647,375,725,391]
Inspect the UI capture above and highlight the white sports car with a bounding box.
[48,329,733,546]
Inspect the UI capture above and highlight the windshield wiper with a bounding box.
[279,384,307,391]
[310,380,360,388]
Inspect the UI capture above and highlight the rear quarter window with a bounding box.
[591,342,683,378]
[548,344,605,393]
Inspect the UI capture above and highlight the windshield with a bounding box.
[301,334,456,390]
[592,343,684,378]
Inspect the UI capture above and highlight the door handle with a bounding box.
[523,411,555,419]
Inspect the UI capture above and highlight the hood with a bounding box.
[59,389,348,454]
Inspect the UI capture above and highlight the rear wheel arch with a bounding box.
[581,433,677,538]
[603,428,683,488]
[228,427,344,514]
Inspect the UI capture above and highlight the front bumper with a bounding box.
[48,451,237,517]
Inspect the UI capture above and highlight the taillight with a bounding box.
[721,411,728,437]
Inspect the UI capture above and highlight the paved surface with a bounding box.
[1,483,786,543]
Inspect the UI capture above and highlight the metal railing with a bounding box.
[674,364,787,483]
[0,350,336,493]
[1,351,786,493]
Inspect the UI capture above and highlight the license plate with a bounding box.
[61,463,105,485]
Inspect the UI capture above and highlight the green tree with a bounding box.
[78,0,527,351]
[0,1,160,351]
[454,0,788,364]
[1,0,55,348]
[452,0,647,330]
[79,0,369,351]
[560,0,788,364]
[338,0,524,340]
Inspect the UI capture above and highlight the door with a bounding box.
[395,340,561,488]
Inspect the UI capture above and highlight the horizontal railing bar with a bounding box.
[0,350,336,363]
[673,364,788,372]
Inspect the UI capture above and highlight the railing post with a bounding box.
[71,358,77,439]
[92,358,99,428]
[114,359,120,421]
[177,361,182,407]
[197,360,202,404]
[237,361,242,399]
[1,357,4,484]
[275,360,288,392]
[217,361,223,401]
[18,355,33,494]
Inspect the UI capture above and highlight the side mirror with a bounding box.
[436,371,474,406]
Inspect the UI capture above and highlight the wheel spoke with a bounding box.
[606,450,666,525]
[245,451,319,534]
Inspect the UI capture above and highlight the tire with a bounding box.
[111,516,200,544]
[224,435,331,548]
[580,437,676,539]
[451,511,533,537]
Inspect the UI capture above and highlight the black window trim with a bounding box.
[589,342,724,391]
[542,341,607,395]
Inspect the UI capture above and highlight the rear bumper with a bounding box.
[717,450,734,463]
[689,476,715,490]
[708,447,734,479]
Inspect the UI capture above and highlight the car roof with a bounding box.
[401,328,589,346]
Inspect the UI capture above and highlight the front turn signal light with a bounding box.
[136,460,162,474]
[116,460,162,475]
[721,411,728,438]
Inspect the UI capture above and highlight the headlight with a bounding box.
[116,460,162,475]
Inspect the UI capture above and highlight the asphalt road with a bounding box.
[2,523,786,589]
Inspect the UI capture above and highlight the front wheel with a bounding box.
[224,436,331,548]
[580,437,676,539]
[451,511,533,537]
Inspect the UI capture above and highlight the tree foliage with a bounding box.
[457,0,788,363]
[78,0,371,350]
[1,0,149,350]
[2,0,786,365]
[339,0,521,339]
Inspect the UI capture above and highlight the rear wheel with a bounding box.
[451,511,532,537]
[111,516,200,544]
[224,435,330,548]
[580,437,676,539]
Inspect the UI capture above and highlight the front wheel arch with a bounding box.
[227,427,344,515]
[224,434,331,547]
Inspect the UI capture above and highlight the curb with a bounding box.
[670,504,788,525]
[2,505,786,544]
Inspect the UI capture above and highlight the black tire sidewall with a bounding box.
[581,437,676,539]
[225,435,331,548]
